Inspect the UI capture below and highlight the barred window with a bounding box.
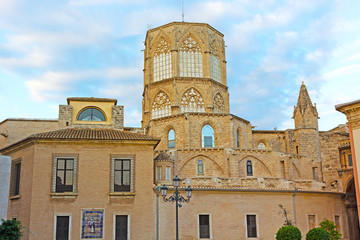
[152,91,171,119]
[197,160,204,175]
[179,36,203,78]
[199,214,210,238]
[180,88,205,113]
[246,160,253,176]
[154,38,172,82]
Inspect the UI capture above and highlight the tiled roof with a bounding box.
[154,152,174,162]
[30,128,160,141]
[67,97,117,105]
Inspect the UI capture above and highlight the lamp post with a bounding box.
[160,176,192,240]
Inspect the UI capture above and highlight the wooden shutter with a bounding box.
[115,215,128,240]
[56,216,69,240]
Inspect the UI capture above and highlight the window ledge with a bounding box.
[109,192,135,198]
[50,192,78,199]
[10,195,20,200]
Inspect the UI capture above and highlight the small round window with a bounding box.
[77,108,106,121]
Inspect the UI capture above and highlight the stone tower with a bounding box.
[141,22,250,151]
[292,82,321,179]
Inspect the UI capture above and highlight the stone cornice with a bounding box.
[336,100,360,129]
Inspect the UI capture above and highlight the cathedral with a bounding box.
[0,21,358,239]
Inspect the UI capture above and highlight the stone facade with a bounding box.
[0,21,357,239]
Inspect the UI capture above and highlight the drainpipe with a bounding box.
[293,187,298,227]
[156,186,160,240]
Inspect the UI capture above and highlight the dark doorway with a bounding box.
[345,178,360,240]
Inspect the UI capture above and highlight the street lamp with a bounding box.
[161,176,192,240]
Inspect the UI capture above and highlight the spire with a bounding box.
[296,81,313,115]
[293,82,319,129]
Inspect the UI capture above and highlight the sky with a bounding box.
[0,0,359,131]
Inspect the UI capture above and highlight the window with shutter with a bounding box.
[115,215,128,240]
[246,215,257,238]
[56,216,69,240]
[199,215,210,238]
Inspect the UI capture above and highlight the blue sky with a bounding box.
[0,0,359,130]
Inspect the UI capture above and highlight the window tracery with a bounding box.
[153,38,172,82]
[180,88,205,113]
[179,36,203,78]
[210,40,221,83]
[152,91,171,119]
[213,93,225,113]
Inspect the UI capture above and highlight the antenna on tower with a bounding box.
[182,0,184,22]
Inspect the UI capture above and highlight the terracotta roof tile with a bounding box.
[30,128,160,141]
[67,97,117,105]
[154,152,174,162]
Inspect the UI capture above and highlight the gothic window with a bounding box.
[246,160,253,176]
[210,40,221,83]
[152,91,171,119]
[153,38,172,82]
[180,88,205,113]
[202,125,214,148]
[213,93,225,113]
[168,129,175,148]
[179,36,203,78]
[257,142,266,150]
[197,160,204,175]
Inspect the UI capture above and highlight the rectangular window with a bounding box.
[115,215,128,240]
[56,216,70,240]
[348,154,353,167]
[165,167,171,180]
[114,159,131,192]
[308,215,316,230]
[10,160,21,196]
[334,215,341,233]
[246,215,257,238]
[199,215,210,238]
[56,158,74,193]
[156,166,162,181]
[312,167,319,181]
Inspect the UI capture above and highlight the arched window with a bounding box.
[236,130,240,148]
[246,160,253,176]
[257,142,266,150]
[202,125,214,148]
[213,93,225,113]
[153,37,172,82]
[179,36,203,78]
[197,160,204,175]
[77,108,105,121]
[210,40,221,83]
[152,91,171,119]
[168,129,175,148]
[180,88,205,113]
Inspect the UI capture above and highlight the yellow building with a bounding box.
[0,21,358,239]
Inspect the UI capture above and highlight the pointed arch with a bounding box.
[178,154,225,177]
[152,90,171,119]
[180,87,205,113]
[179,35,203,78]
[153,37,172,82]
[238,156,271,178]
[213,93,225,113]
[210,39,221,82]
